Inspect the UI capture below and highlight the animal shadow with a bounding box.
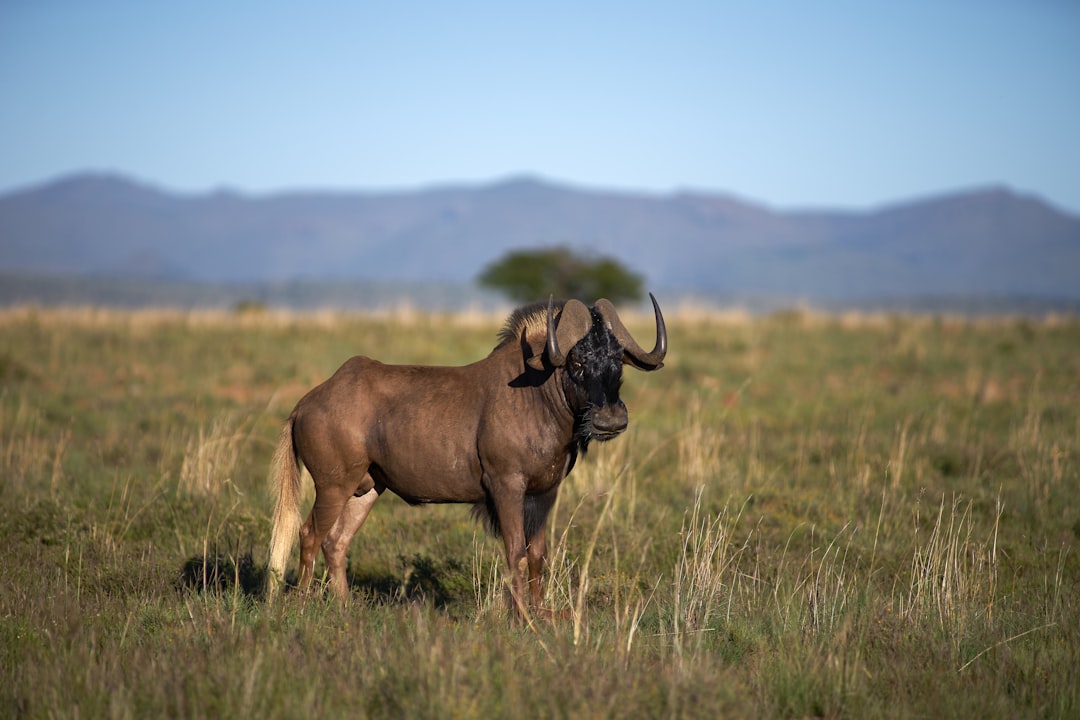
[178,548,265,597]
[177,549,472,609]
[349,553,472,610]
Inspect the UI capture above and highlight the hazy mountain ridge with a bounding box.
[2,172,1078,304]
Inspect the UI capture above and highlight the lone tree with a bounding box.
[478,246,643,304]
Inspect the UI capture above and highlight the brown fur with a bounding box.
[264,296,666,619]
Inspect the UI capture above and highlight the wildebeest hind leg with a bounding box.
[322,485,381,602]
[297,480,353,594]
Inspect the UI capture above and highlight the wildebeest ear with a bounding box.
[526,298,591,370]
[550,299,592,366]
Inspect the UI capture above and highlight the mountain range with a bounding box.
[1,172,1078,309]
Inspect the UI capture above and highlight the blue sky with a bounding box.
[2,1,1078,212]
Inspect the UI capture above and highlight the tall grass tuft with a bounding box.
[671,488,751,640]
[178,412,258,498]
[898,492,1002,650]
[0,395,70,497]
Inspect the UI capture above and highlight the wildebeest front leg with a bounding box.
[524,486,559,616]
[488,474,530,620]
[526,527,547,610]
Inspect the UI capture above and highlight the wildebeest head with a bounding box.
[526,293,667,443]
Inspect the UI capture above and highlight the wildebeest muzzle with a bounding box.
[589,400,628,440]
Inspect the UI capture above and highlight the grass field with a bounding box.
[1,304,1077,718]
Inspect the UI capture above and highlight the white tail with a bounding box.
[265,418,302,600]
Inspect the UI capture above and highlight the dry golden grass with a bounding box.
[1,305,1077,718]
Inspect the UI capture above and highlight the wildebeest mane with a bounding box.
[495,299,567,348]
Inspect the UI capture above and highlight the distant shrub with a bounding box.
[477,246,643,304]
[233,299,268,315]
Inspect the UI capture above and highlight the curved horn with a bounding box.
[546,297,592,367]
[595,292,667,371]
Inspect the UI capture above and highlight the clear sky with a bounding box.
[2,0,1078,213]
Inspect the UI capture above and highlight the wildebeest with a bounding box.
[265,294,667,618]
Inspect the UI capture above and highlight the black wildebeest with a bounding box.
[265,294,667,618]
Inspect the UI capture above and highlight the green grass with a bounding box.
[1,305,1078,718]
